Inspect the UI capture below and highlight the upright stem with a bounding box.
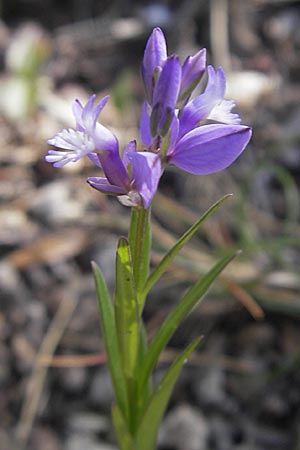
[129,206,151,313]
[127,206,152,437]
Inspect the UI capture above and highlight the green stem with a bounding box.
[129,206,151,312]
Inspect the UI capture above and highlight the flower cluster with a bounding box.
[46,27,252,208]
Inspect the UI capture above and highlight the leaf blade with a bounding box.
[112,404,138,450]
[136,337,201,450]
[142,194,232,299]
[92,261,129,420]
[139,250,238,391]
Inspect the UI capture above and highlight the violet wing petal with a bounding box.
[152,55,181,135]
[72,99,85,131]
[128,151,162,209]
[81,94,97,131]
[92,122,119,153]
[165,113,179,155]
[122,140,137,168]
[142,27,167,100]
[180,48,206,99]
[169,124,252,175]
[91,95,109,124]
[87,153,102,167]
[87,177,126,195]
[178,66,226,138]
[139,102,152,147]
[98,148,130,188]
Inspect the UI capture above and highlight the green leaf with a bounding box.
[139,250,238,392]
[112,403,137,450]
[115,237,139,378]
[136,337,201,450]
[142,194,232,300]
[92,262,129,420]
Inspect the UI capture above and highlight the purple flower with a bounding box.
[45,94,162,208]
[45,95,118,167]
[45,27,252,209]
[88,141,162,208]
[140,59,252,176]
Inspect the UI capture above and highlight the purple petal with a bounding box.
[72,99,84,131]
[91,95,109,124]
[72,95,109,133]
[128,151,162,208]
[169,124,252,175]
[139,102,152,147]
[87,153,102,167]
[166,113,179,155]
[142,27,167,101]
[179,66,226,138]
[87,177,126,195]
[98,148,130,188]
[81,94,96,129]
[179,48,206,101]
[152,55,181,136]
[92,123,119,153]
[122,140,137,168]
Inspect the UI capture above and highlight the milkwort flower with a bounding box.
[46,27,251,209]
[140,28,252,175]
[46,95,161,208]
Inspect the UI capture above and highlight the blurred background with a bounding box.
[1,0,300,449]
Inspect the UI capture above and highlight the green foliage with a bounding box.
[94,197,237,449]
[112,404,138,450]
[138,250,238,393]
[92,262,129,421]
[135,338,201,450]
[142,194,232,300]
[115,237,139,379]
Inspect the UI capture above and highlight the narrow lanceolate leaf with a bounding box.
[136,337,201,450]
[115,237,139,378]
[112,404,137,450]
[139,250,239,392]
[91,262,128,420]
[142,194,232,300]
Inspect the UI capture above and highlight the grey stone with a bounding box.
[67,411,110,435]
[65,434,116,450]
[88,368,114,411]
[158,404,209,450]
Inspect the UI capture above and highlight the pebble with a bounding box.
[57,366,88,394]
[193,365,227,408]
[65,434,116,450]
[158,404,209,450]
[209,414,235,450]
[66,411,110,435]
[29,426,62,450]
[0,343,10,385]
[88,368,114,411]
[29,180,84,225]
